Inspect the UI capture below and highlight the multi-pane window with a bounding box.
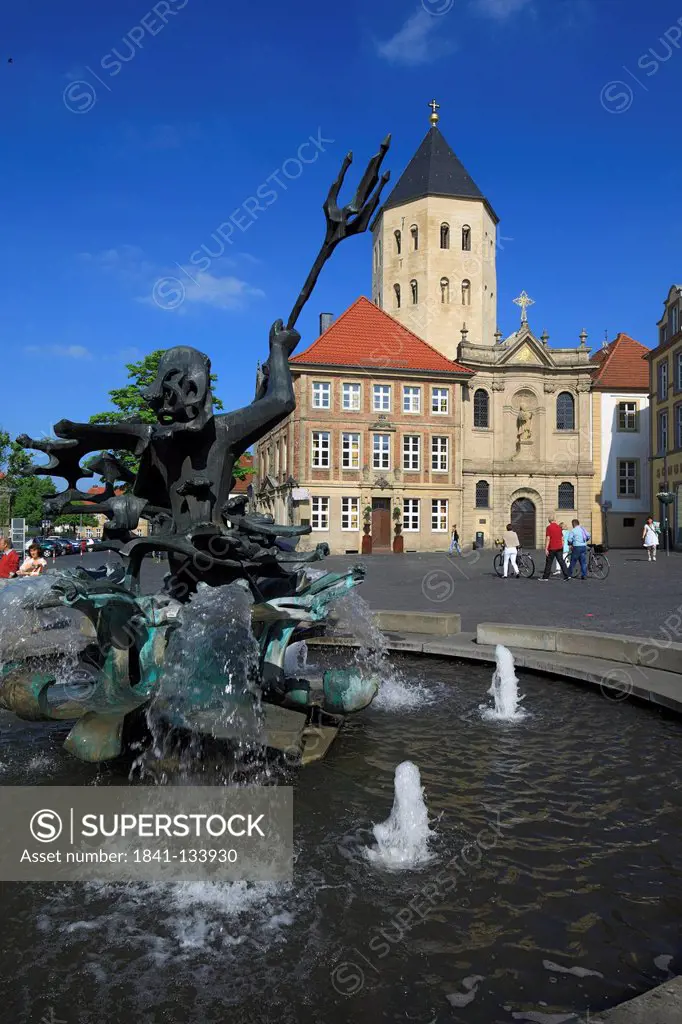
[431,387,449,414]
[373,433,390,470]
[556,392,575,430]
[431,435,449,471]
[618,402,638,431]
[558,482,575,509]
[403,386,421,413]
[403,498,420,531]
[312,382,330,409]
[475,480,490,508]
[659,360,669,400]
[676,352,682,391]
[342,382,361,411]
[341,432,360,469]
[473,389,489,428]
[618,461,638,497]
[341,497,359,531]
[373,384,391,411]
[676,404,682,449]
[672,305,679,336]
[432,499,448,532]
[659,410,668,453]
[311,431,330,468]
[311,496,329,530]
[403,435,420,471]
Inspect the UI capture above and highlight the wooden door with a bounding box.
[372,498,391,549]
[510,499,536,549]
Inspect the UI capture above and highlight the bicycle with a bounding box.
[493,544,535,578]
[570,544,610,580]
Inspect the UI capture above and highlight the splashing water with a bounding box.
[332,591,433,709]
[480,645,526,722]
[364,761,436,869]
[283,640,307,677]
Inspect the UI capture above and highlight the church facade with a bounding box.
[255,105,645,551]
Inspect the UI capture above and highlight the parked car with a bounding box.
[27,537,59,557]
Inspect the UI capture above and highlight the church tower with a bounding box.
[371,101,499,362]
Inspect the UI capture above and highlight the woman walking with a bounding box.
[502,523,521,578]
[642,517,658,562]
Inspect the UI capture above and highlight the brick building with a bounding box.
[255,297,471,552]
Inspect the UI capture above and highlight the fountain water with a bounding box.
[364,760,436,869]
[480,644,526,722]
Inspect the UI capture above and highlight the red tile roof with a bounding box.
[291,296,472,374]
[590,333,650,390]
[231,454,254,493]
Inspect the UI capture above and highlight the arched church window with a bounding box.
[461,279,471,306]
[440,223,450,249]
[475,480,490,508]
[440,277,450,304]
[394,229,401,255]
[394,283,401,309]
[558,482,575,509]
[462,225,471,251]
[556,392,575,431]
[410,279,418,305]
[473,389,489,428]
[410,224,419,250]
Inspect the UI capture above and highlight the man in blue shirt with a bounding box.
[567,518,590,579]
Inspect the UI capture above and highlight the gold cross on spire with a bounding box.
[513,290,535,324]
[428,99,440,127]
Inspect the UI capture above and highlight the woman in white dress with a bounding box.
[642,517,658,562]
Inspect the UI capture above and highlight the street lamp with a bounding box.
[600,500,612,550]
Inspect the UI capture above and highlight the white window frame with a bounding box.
[312,381,331,409]
[618,401,638,432]
[659,411,668,453]
[431,387,449,415]
[403,434,420,471]
[341,497,359,531]
[403,498,420,532]
[341,431,360,470]
[373,384,391,412]
[373,433,391,470]
[311,431,330,468]
[431,435,449,472]
[311,496,330,531]
[342,382,361,411]
[617,460,638,497]
[659,360,669,400]
[403,386,421,414]
[431,498,448,532]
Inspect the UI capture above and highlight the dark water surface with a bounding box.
[0,654,681,1024]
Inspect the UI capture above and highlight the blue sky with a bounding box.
[2,0,682,441]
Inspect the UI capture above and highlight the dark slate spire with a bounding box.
[380,124,498,222]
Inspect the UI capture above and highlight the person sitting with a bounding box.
[0,536,20,578]
[17,543,48,577]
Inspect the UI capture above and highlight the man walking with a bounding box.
[539,516,570,581]
[567,518,590,579]
[449,524,462,556]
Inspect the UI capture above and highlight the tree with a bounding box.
[0,435,54,528]
[53,513,98,530]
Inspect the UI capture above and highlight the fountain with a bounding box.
[0,134,393,766]
[480,644,526,722]
[364,760,436,869]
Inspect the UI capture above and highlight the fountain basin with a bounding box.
[1,652,681,1023]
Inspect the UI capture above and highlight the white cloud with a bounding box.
[24,344,92,359]
[473,0,533,19]
[376,9,456,66]
[181,271,265,310]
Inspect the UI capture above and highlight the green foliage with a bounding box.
[89,350,224,475]
[0,436,54,527]
[12,476,56,526]
[53,513,98,528]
